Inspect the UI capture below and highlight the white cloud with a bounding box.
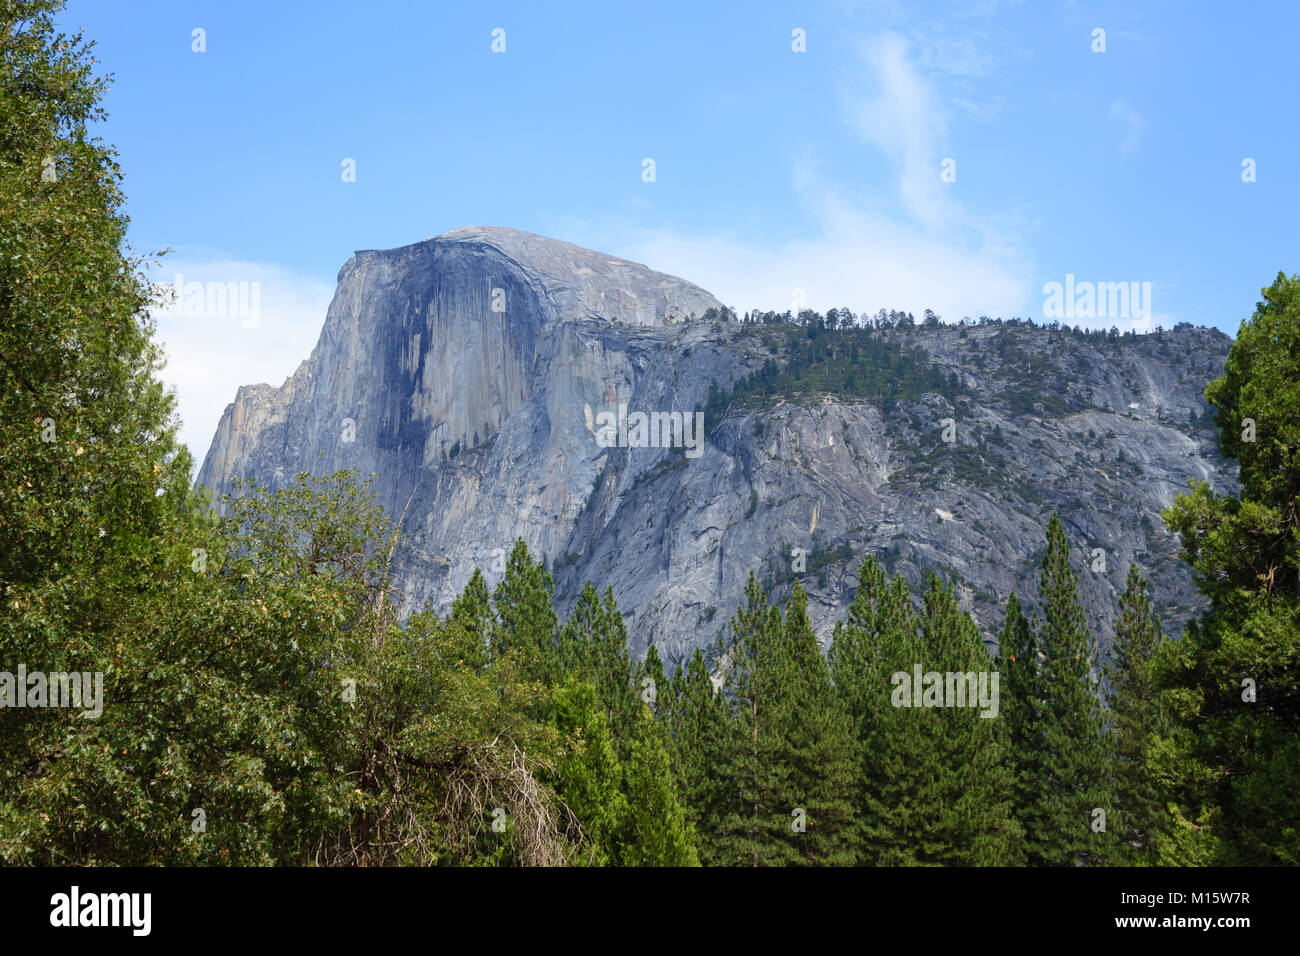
[952,95,1005,120]
[586,30,1032,326]
[916,31,996,77]
[847,31,952,229]
[1108,99,1144,154]
[148,257,334,472]
[616,194,1029,325]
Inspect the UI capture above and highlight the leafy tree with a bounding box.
[0,0,201,863]
[1,463,582,865]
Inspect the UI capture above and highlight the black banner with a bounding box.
[0,866,1280,942]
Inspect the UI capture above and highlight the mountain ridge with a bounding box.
[198,229,1237,660]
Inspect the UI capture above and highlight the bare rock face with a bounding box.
[199,225,721,514]
[198,225,726,604]
[198,227,1236,663]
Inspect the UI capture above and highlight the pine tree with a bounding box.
[552,677,628,865]
[829,555,893,726]
[917,576,1020,864]
[1027,513,1116,865]
[491,539,558,686]
[835,564,1019,864]
[1156,272,1300,865]
[446,566,494,669]
[713,574,789,865]
[557,583,638,760]
[638,642,666,718]
[777,584,859,865]
[996,591,1036,865]
[664,647,732,865]
[599,588,640,755]
[618,705,701,866]
[708,579,860,865]
[830,557,917,863]
[1105,564,1169,863]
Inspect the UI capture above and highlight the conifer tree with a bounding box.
[836,566,1019,864]
[618,705,701,866]
[554,593,696,865]
[446,566,494,670]
[1156,272,1300,864]
[664,648,732,865]
[778,584,859,865]
[996,591,1036,865]
[552,677,627,865]
[712,574,788,865]
[558,583,638,759]
[1027,513,1116,865]
[638,642,666,720]
[710,578,860,865]
[1105,564,1169,863]
[829,555,894,728]
[491,539,558,686]
[599,587,640,755]
[832,562,919,863]
[917,576,1021,864]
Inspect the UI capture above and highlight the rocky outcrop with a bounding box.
[198,227,1236,664]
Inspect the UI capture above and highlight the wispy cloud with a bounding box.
[916,30,996,77]
[1108,99,1144,154]
[584,28,1031,324]
[952,95,1005,120]
[846,31,951,229]
[611,181,1029,327]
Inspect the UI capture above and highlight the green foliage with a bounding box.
[618,706,700,866]
[4,3,1293,867]
[0,0,201,863]
[552,677,626,865]
[547,580,700,864]
[772,585,859,864]
[832,560,1020,865]
[996,591,1036,863]
[1105,564,1170,863]
[491,538,559,689]
[557,583,638,754]
[1,466,578,865]
[662,648,733,865]
[1007,514,1117,865]
[704,326,964,420]
[703,577,859,865]
[1155,272,1300,865]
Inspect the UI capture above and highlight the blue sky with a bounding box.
[60,0,1299,464]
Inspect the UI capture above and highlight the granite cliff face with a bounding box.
[198,226,1237,662]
